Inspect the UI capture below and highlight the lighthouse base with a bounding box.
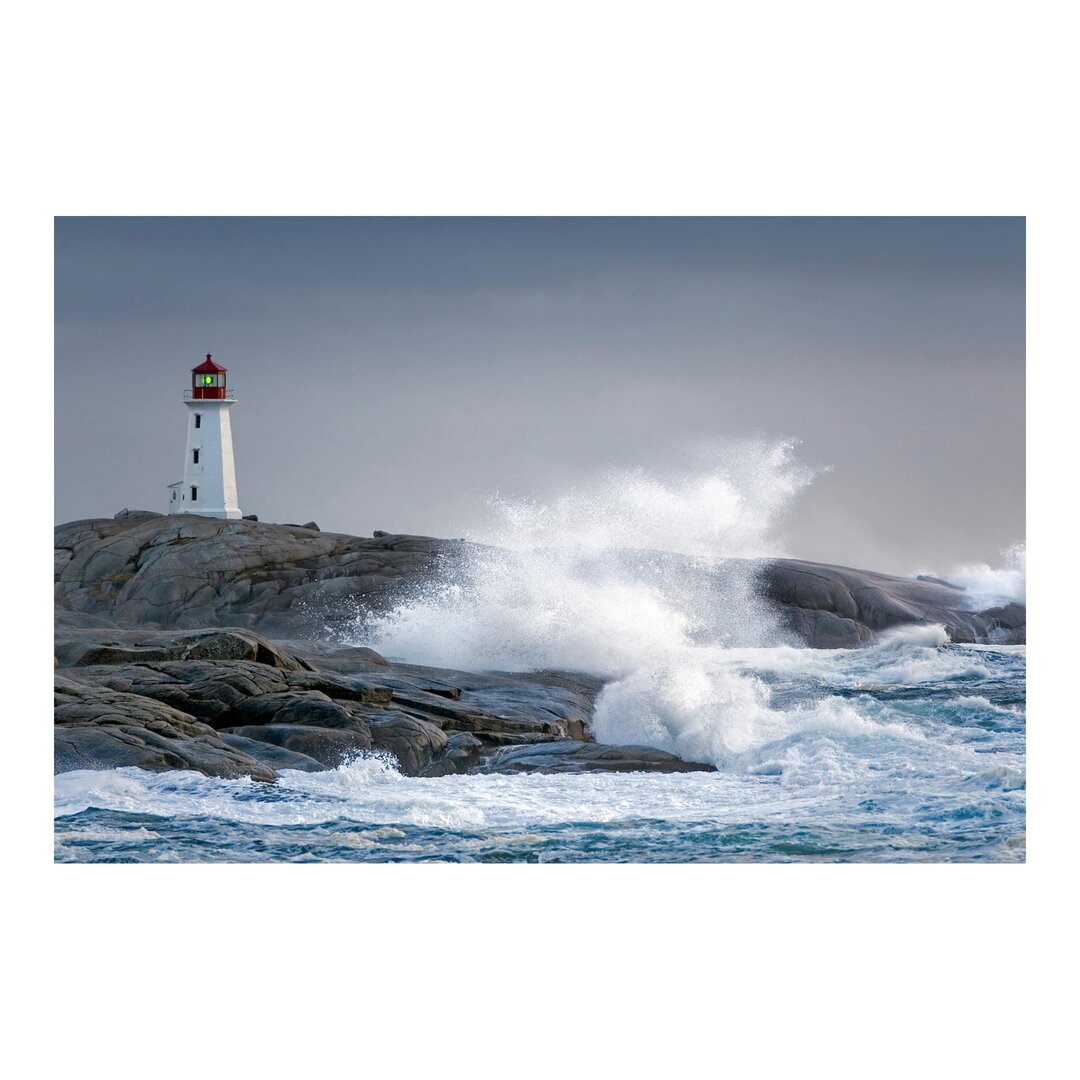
[166,480,242,520]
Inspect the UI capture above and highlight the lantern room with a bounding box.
[191,354,228,399]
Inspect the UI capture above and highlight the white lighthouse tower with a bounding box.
[167,354,242,519]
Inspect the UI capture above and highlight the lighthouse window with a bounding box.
[194,414,202,429]
[191,485,198,502]
[192,449,200,464]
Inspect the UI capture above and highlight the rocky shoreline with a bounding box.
[55,512,1025,781]
[55,625,710,779]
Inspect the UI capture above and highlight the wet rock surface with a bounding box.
[54,674,278,781]
[475,740,716,774]
[54,627,310,671]
[54,515,1025,781]
[53,627,612,781]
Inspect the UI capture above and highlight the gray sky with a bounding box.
[54,217,1024,574]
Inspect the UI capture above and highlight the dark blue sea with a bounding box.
[55,636,1025,863]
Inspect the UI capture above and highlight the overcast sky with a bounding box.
[54,217,1024,574]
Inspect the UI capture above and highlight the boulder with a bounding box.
[59,660,393,730]
[475,740,716,774]
[56,652,472,776]
[759,559,1026,647]
[418,732,486,777]
[978,603,1026,644]
[54,676,276,781]
[60,660,296,726]
[225,725,373,768]
[364,713,449,774]
[224,690,370,731]
[54,627,309,671]
[217,733,326,772]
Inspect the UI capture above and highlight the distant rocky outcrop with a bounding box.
[762,559,1025,647]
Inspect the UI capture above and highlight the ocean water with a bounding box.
[55,445,1025,863]
[53,638,1025,863]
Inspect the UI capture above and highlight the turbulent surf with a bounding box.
[54,441,1026,863]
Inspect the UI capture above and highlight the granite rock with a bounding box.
[55,514,1025,647]
[475,739,716,774]
[54,675,277,781]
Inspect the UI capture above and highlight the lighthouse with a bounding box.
[166,354,242,519]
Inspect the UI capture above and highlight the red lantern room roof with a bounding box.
[192,353,227,374]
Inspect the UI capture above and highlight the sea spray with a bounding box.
[481,438,815,559]
[360,439,810,676]
[358,439,931,769]
[917,543,1026,609]
[352,441,1029,772]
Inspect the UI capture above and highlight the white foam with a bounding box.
[590,641,939,776]
[54,760,784,830]
[919,543,1026,609]
[352,443,1023,777]
[875,623,952,649]
[363,440,806,674]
